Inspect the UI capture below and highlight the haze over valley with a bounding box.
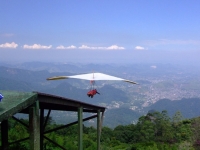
[1,61,200,128]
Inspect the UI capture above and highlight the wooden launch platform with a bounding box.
[0,91,105,150]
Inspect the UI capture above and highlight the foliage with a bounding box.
[2,110,200,150]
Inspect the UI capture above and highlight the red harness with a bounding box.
[87,89,100,98]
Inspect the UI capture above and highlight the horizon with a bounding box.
[1,1,200,65]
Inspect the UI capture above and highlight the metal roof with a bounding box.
[36,91,106,113]
[0,91,106,121]
[0,91,37,122]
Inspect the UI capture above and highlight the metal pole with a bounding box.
[78,107,83,150]
[97,110,101,150]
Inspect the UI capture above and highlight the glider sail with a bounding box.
[0,93,4,102]
[47,72,137,84]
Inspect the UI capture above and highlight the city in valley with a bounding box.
[93,64,200,109]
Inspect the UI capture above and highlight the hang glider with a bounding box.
[47,72,137,84]
[0,93,4,102]
[47,72,138,98]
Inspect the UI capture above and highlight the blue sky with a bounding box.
[0,0,200,64]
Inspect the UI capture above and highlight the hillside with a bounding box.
[146,98,200,119]
[1,63,200,128]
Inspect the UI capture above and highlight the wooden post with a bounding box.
[29,101,40,150]
[40,108,44,150]
[97,110,101,150]
[1,120,8,150]
[78,107,83,150]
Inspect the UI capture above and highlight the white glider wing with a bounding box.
[47,72,137,84]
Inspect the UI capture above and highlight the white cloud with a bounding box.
[23,44,52,49]
[135,46,145,50]
[0,42,18,48]
[56,45,76,49]
[79,45,93,49]
[79,45,125,50]
[56,45,65,49]
[151,65,157,69]
[107,45,125,50]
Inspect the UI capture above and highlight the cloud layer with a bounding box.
[135,46,145,50]
[78,45,125,50]
[56,44,125,50]
[0,42,18,48]
[56,45,77,49]
[0,42,125,50]
[23,44,52,49]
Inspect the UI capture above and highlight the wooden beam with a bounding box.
[29,101,40,150]
[100,111,104,134]
[12,116,29,128]
[44,114,97,134]
[97,110,101,150]
[1,120,8,150]
[43,109,51,129]
[44,136,67,150]
[78,107,83,150]
[9,137,29,145]
[40,109,44,150]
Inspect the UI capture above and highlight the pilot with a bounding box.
[87,89,100,98]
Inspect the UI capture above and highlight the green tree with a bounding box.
[152,110,174,143]
[101,126,113,144]
[136,116,155,142]
[113,124,135,143]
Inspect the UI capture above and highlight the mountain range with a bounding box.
[1,62,200,128]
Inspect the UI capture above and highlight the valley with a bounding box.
[1,62,200,128]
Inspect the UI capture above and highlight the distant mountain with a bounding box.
[0,66,73,91]
[0,66,46,83]
[49,107,142,128]
[104,108,142,128]
[0,77,33,92]
[145,98,200,119]
[1,62,200,128]
[2,62,194,79]
[41,83,130,105]
[40,81,88,101]
[39,97,200,128]
[92,85,130,103]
